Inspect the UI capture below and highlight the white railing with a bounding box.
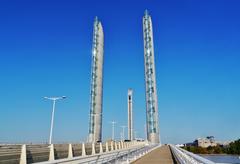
[169,144,216,164]
[15,141,150,164]
[36,146,142,164]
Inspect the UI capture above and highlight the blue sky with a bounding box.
[0,0,239,144]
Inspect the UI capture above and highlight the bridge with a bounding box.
[0,9,230,164]
[0,141,219,164]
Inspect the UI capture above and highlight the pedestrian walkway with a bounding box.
[132,145,176,164]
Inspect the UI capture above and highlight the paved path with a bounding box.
[132,145,176,164]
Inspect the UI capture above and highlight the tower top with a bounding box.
[128,88,133,94]
[94,16,98,23]
[144,10,149,16]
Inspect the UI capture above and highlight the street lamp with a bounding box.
[109,121,116,141]
[120,125,126,141]
[134,130,138,140]
[144,124,147,141]
[44,96,66,144]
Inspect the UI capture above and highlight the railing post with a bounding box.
[121,141,124,149]
[100,142,103,153]
[49,144,55,161]
[105,142,109,152]
[92,142,95,155]
[111,141,114,151]
[20,144,27,164]
[115,142,118,150]
[82,143,86,156]
[68,144,73,158]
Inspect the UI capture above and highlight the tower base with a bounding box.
[148,133,160,144]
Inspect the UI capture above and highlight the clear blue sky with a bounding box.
[0,0,239,144]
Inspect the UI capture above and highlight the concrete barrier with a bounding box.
[105,142,109,152]
[49,144,54,161]
[111,141,114,151]
[20,145,26,164]
[99,143,103,153]
[81,143,86,156]
[91,143,95,155]
[68,144,73,158]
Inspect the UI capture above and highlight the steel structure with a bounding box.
[127,89,133,141]
[142,10,160,143]
[88,17,104,143]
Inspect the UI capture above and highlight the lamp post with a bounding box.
[109,121,116,141]
[144,124,147,141]
[44,96,66,144]
[134,130,138,140]
[120,125,126,141]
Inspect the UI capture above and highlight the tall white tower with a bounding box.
[142,10,160,144]
[88,17,104,143]
[127,89,133,141]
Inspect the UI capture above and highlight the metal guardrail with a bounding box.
[169,144,216,164]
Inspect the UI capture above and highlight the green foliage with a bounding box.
[225,139,240,155]
[183,139,240,155]
[183,146,223,154]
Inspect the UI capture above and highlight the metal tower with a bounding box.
[142,10,160,144]
[88,17,104,143]
[128,89,133,141]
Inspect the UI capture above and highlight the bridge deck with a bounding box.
[132,145,176,164]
